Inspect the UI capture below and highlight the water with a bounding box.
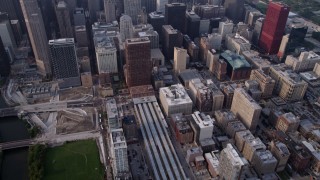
[0,95,30,180]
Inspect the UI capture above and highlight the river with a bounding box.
[0,95,29,180]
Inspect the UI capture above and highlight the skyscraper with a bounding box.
[124,0,141,24]
[224,0,245,24]
[124,37,152,87]
[0,36,10,77]
[0,0,25,32]
[49,38,80,88]
[141,0,156,13]
[88,0,101,22]
[120,15,133,42]
[156,0,168,14]
[162,25,182,60]
[0,13,17,51]
[185,11,200,39]
[259,2,290,54]
[20,0,51,76]
[55,1,74,38]
[73,8,86,26]
[94,32,118,74]
[104,0,116,23]
[165,3,186,33]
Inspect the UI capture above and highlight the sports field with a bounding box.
[43,140,104,180]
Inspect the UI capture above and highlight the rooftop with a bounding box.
[221,50,251,69]
[106,98,118,119]
[192,111,214,129]
[159,84,192,105]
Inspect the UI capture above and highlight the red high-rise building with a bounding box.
[124,37,152,87]
[259,2,290,54]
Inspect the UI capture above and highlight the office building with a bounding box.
[165,3,186,33]
[270,141,290,172]
[106,98,120,129]
[226,120,247,138]
[88,0,101,22]
[124,0,141,24]
[159,84,192,116]
[285,51,320,72]
[20,0,51,76]
[231,88,261,131]
[250,69,275,98]
[133,96,187,179]
[0,37,10,77]
[199,36,212,63]
[179,69,203,88]
[138,30,159,49]
[276,112,300,133]
[120,15,133,42]
[10,20,22,45]
[80,72,93,87]
[205,152,220,178]
[218,20,233,40]
[224,0,245,23]
[170,113,194,144]
[49,38,80,88]
[186,147,203,163]
[252,17,264,46]
[189,79,224,112]
[151,48,165,66]
[0,13,16,52]
[104,0,116,23]
[148,11,165,38]
[278,24,308,58]
[141,0,156,13]
[242,137,266,162]
[214,110,237,131]
[242,50,271,73]
[109,129,130,178]
[252,150,278,175]
[0,0,24,31]
[190,111,214,142]
[73,8,86,26]
[174,47,187,72]
[162,25,182,60]
[219,143,249,180]
[156,0,168,15]
[94,32,118,74]
[208,33,222,50]
[235,130,254,152]
[185,11,200,39]
[221,50,252,81]
[269,64,308,102]
[124,38,152,87]
[55,1,73,38]
[226,33,251,54]
[259,2,290,54]
[194,4,225,19]
[74,25,88,47]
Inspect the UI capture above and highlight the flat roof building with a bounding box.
[285,51,320,72]
[190,111,214,142]
[106,98,120,129]
[109,128,130,178]
[159,84,193,116]
[219,143,249,180]
[269,64,308,102]
[270,141,290,172]
[221,50,252,81]
[231,88,262,131]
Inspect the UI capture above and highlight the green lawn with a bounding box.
[43,140,104,180]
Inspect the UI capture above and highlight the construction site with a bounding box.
[56,107,95,134]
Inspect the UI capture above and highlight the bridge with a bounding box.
[0,139,36,150]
